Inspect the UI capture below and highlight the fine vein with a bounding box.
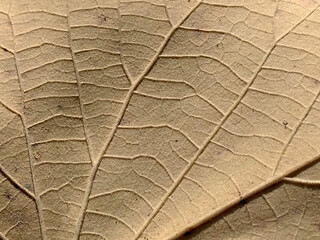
[133,4,320,239]
[66,4,94,165]
[0,165,35,200]
[72,2,203,239]
[272,86,320,175]
[7,6,47,240]
[169,154,320,240]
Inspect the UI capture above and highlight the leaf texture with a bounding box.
[0,0,320,240]
[179,162,320,240]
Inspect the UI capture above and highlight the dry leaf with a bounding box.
[179,162,320,240]
[0,0,320,239]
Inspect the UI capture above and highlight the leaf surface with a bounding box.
[179,162,320,240]
[0,0,320,240]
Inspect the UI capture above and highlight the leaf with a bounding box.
[0,0,320,240]
[179,162,320,240]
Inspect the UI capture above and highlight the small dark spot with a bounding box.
[11,181,19,189]
[175,139,178,142]
[25,184,32,191]
[216,43,221,47]
[240,199,247,205]
[14,167,18,173]
[98,14,107,24]
[312,220,320,231]
[283,120,288,129]
[5,193,12,199]
[57,104,63,110]
[183,230,192,236]
[115,220,118,225]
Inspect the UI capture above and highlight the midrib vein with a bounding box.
[72,2,202,239]
[7,8,47,240]
[133,4,320,240]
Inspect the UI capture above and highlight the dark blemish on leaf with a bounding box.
[98,14,107,24]
[175,139,178,142]
[283,120,288,129]
[11,181,19,189]
[240,199,247,205]
[312,220,320,231]
[57,104,63,110]
[5,192,12,199]
[183,230,192,236]
[25,184,32,190]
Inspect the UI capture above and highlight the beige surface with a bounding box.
[179,162,320,240]
[0,0,320,239]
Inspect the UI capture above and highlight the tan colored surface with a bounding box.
[0,0,320,239]
[179,162,320,240]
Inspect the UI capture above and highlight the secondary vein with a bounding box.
[71,1,203,239]
[133,3,320,239]
[7,5,47,240]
